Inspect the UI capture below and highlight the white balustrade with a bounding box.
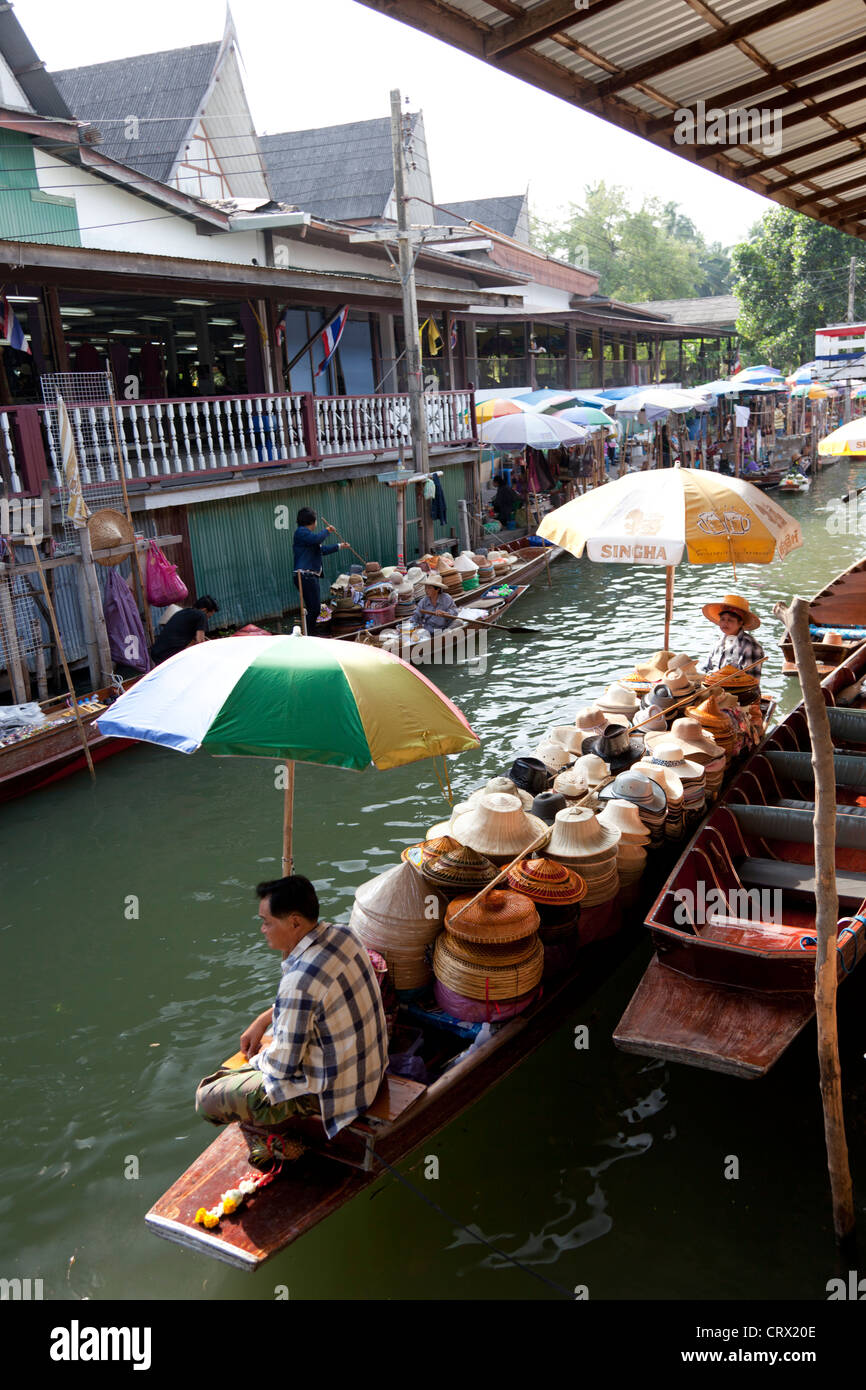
[0,409,22,492]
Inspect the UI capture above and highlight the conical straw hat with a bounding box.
[449,793,550,860]
[506,856,586,905]
[353,860,433,924]
[421,843,498,894]
[545,806,620,860]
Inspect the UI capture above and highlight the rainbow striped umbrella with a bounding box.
[98,635,479,869]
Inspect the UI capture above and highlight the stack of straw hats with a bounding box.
[647,718,726,801]
[506,856,586,974]
[553,765,589,801]
[630,758,685,841]
[363,560,386,587]
[421,843,498,899]
[405,566,427,601]
[597,682,640,719]
[638,739,706,826]
[574,706,607,742]
[433,889,543,1021]
[544,806,621,907]
[449,792,550,864]
[394,578,416,619]
[598,770,667,848]
[685,694,736,761]
[349,861,443,993]
[437,554,464,599]
[475,555,495,584]
[705,664,761,707]
[547,726,586,758]
[596,800,650,887]
[481,776,533,809]
[534,739,574,774]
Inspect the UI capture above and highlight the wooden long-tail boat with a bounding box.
[613,644,866,1079]
[0,680,137,803]
[780,553,866,677]
[145,690,772,1271]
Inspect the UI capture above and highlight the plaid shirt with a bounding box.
[251,922,388,1138]
[410,592,459,632]
[700,630,765,676]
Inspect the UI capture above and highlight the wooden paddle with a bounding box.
[321,517,366,565]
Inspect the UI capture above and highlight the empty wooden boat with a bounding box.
[781,553,866,676]
[614,645,866,1078]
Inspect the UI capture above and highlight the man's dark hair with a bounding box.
[297,507,316,527]
[256,875,319,921]
[194,595,219,613]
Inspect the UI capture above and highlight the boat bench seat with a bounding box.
[827,707,866,745]
[739,857,866,905]
[766,749,866,789]
[731,802,866,848]
[778,798,866,818]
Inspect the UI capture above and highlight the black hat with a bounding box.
[530,791,568,825]
[507,757,550,795]
[585,723,644,773]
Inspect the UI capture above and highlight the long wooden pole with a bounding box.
[282,760,295,876]
[774,597,854,1242]
[25,526,96,781]
[79,523,113,685]
[320,516,366,566]
[663,564,675,648]
[107,377,154,647]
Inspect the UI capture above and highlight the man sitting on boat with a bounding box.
[410,574,460,633]
[699,593,765,679]
[195,875,389,1166]
[149,596,219,665]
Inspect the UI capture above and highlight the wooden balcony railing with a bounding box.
[0,389,477,495]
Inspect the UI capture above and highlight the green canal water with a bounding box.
[4,461,866,1302]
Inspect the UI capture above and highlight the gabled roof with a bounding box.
[0,2,72,117]
[434,194,528,242]
[261,116,403,222]
[52,42,220,184]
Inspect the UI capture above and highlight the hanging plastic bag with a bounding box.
[145,540,188,607]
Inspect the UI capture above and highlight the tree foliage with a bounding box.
[532,182,731,301]
[730,207,866,369]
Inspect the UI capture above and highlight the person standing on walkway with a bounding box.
[292,507,349,632]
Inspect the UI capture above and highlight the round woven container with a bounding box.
[433,933,544,1000]
[444,888,539,944]
[421,843,498,897]
[506,856,586,906]
[440,929,538,968]
[538,911,580,945]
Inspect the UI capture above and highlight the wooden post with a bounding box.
[0,571,28,702]
[282,761,295,875]
[663,564,675,648]
[107,379,154,646]
[31,615,47,699]
[774,596,855,1242]
[79,524,113,684]
[25,526,95,780]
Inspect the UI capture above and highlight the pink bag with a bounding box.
[145,540,188,607]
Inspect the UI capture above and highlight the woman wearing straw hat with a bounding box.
[410,574,459,634]
[699,594,765,680]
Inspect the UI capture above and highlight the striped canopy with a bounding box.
[96,635,480,770]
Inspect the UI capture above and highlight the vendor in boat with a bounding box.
[292,507,350,632]
[149,595,219,665]
[410,574,459,633]
[491,474,521,528]
[195,875,388,1166]
[699,593,765,679]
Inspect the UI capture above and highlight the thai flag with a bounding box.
[1,297,30,354]
[450,321,458,351]
[315,305,349,377]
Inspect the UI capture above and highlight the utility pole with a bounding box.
[846,256,857,322]
[390,89,429,476]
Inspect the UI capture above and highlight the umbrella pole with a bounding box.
[296,571,308,635]
[282,760,295,875]
[663,564,675,648]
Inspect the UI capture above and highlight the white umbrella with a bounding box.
[479,413,587,450]
[615,386,711,417]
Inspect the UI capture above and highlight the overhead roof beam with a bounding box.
[770,146,866,192]
[586,0,824,104]
[686,78,866,162]
[484,0,627,60]
[795,168,866,208]
[748,115,866,177]
[645,51,866,138]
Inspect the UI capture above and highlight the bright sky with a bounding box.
[18,0,776,252]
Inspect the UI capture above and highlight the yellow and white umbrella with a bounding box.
[537,465,802,644]
[818,417,866,457]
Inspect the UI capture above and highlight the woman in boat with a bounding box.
[410,574,459,633]
[699,593,765,679]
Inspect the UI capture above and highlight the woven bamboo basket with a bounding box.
[433,934,544,1001]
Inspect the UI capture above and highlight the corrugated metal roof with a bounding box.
[434,195,529,241]
[357,0,866,236]
[0,3,73,118]
[53,43,220,184]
